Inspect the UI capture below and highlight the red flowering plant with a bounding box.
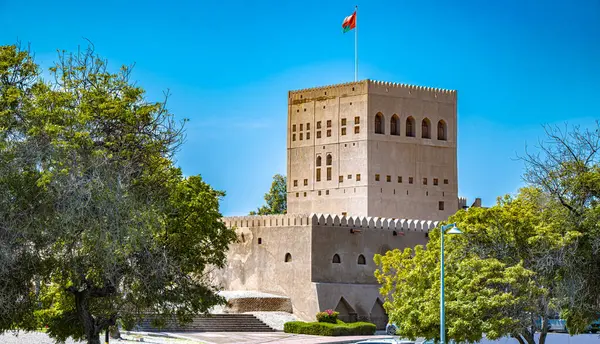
[316,309,339,323]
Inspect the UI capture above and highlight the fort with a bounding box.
[213,79,472,329]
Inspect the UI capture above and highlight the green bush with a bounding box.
[316,309,339,323]
[283,320,376,336]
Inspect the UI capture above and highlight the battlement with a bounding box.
[458,197,468,209]
[367,79,456,95]
[289,80,365,95]
[223,213,440,233]
[288,79,456,104]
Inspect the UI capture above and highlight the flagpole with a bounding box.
[354,5,358,82]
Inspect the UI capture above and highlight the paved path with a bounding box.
[149,331,394,344]
[143,332,600,344]
[0,331,194,344]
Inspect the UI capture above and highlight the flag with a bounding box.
[342,11,356,33]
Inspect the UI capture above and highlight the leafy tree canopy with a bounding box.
[249,173,287,215]
[0,44,237,344]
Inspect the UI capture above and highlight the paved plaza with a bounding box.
[3,331,600,344]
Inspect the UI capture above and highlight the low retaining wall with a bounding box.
[227,297,293,313]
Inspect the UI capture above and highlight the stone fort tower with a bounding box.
[287,79,458,220]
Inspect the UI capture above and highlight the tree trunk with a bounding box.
[512,334,526,344]
[537,316,549,344]
[522,330,536,344]
[73,290,101,344]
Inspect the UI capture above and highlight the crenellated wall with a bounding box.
[367,79,456,103]
[223,213,439,232]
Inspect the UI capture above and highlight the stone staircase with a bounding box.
[135,314,276,332]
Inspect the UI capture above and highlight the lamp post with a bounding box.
[440,223,462,344]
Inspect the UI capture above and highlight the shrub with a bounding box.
[283,320,376,336]
[316,309,339,323]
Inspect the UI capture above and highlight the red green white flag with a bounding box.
[342,11,356,33]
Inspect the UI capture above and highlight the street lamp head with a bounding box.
[446,226,463,235]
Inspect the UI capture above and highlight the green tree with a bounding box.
[376,123,600,344]
[376,189,562,344]
[249,173,287,215]
[0,44,237,344]
[520,123,600,331]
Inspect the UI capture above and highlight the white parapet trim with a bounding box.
[223,213,440,232]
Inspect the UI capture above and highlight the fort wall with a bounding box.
[217,214,437,322]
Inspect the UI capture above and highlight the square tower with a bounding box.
[286,80,458,221]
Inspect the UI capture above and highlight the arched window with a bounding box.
[375,113,384,134]
[316,156,322,167]
[437,120,447,141]
[332,254,341,264]
[390,115,400,136]
[285,253,292,262]
[357,254,366,265]
[326,154,332,166]
[406,117,415,137]
[421,118,431,139]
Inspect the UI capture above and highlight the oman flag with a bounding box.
[342,11,356,33]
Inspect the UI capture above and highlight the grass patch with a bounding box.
[283,319,376,336]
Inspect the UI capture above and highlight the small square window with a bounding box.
[444,179,449,184]
[296,192,299,197]
[304,179,308,186]
[339,175,343,182]
[409,177,414,184]
[341,118,347,126]
[326,190,330,195]
[299,133,303,140]
[356,174,361,181]
[439,201,445,210]
[386,175,391,182]
[292,134,296,141]
[355,116,360,124]
[398,176,402,183]
[341,128,347,135]
[348,174,352,179]
[317,131,321,138]
[423,178,427,185]
[354,126,360,134]
[304,108,306,112]
[375,174,380,181]
[318,190,322,196]
[292,124,296,132]
[433,178,438,186]
[327,120,332,128]
[307,123,310,130]
[307,132,310,140]
[293,180,298,187]
[317,121,322,129]
[327,129,332,137]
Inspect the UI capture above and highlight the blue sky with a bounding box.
[1,0,599,215]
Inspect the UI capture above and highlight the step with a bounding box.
[136,313,277,332]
